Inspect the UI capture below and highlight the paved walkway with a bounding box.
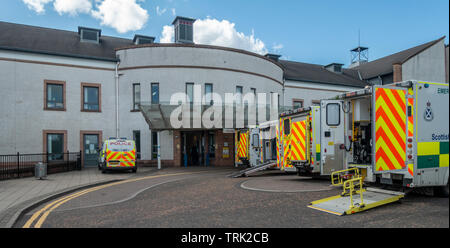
[0,167,157,228]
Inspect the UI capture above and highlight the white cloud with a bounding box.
[160,17,268,55]
[22,0,52,14]
[160,25,174,43]
[272,43,283,53]
[53,0,92,16]
[156,6,167,16]
[91,0,149,34]
[171,8,176,16]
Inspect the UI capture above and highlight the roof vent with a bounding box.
[325,63,344,73]
[265,54,281,62]
[133,35,155,45]
[172,16,196,44]
[78,27,101,44]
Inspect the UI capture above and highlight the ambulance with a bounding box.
[234,127,262,168]
[98,138,137,173]
[278,106,328,176]
[309,80,449,215]
[231,123,278,178]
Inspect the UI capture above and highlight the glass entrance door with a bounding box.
[84,134,99,167]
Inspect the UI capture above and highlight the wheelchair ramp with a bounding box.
[308,187,404,216]
[230,162,276,178]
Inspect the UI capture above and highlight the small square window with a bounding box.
[293,100,304,109]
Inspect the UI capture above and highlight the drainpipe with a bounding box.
[115,61,120,138]
[282,77,286,112]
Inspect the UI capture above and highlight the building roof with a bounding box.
[279,60,368,87]
[352,36,446,80]
[0,21,134,62]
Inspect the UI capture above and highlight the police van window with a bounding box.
[326,103,340,126]
[284,119,290,135]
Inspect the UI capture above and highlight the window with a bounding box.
[151,83,159,104]
[133,131,141,160]
[82,83,101,112]
[326,103,340,126]
[186,83,194,103]
[284,119,290,135]
[252,134,260,148]
[205,84,213,105]
[208,132,215,158]
[293,99,304,109]
[152,132,158,159]
[277,94,280,108]
[236,86,243,105]
[251,88,257,105]
[133,83,141,110]
[178,23,193,42]
[80,29,100,43]
[45,80,65,110]
[47,133,64,161]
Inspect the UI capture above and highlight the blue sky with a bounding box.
[1,0,449,66]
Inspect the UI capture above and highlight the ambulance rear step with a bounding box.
[230,162,276,178]
[308,187,404,216]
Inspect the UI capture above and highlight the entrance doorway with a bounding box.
[83,134,99,167]
[181,131,205,167]
[81,131,102,168]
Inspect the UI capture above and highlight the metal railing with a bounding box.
[0,151,81,180]
[331,168,365,210]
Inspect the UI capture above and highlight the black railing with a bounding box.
[0,151,81,180]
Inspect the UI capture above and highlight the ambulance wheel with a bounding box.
[435,182,449,197]
[132,167,137,173]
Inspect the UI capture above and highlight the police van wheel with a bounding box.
[132,168,137,173]
[101,164,107,174]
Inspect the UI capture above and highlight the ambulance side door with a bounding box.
[320,100,346,175]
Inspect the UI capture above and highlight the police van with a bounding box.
[98,138,137,173]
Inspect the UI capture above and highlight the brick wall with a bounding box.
[393,63,403,83]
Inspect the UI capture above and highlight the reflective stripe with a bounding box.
[417,142,440,156]
[375,88,407,172]
[290,121,307,161]
[417,142,449,169]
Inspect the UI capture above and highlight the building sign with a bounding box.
[223,147,230,158]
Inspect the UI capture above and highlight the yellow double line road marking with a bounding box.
[23,171,205,228]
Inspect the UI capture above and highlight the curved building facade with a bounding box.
[115,44,284,166]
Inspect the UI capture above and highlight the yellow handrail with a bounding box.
[343,177,365,209]
[331,168,360,186]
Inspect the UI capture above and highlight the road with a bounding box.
[14,167,449,228]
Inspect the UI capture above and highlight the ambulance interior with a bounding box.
[345,97,373,166]
[259,121,278,163]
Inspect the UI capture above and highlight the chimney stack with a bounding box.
[172,16,196,44]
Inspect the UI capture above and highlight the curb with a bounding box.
[2,167,160,228]
[4,179,123,228]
